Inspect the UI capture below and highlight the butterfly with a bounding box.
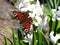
[13,11,32,33]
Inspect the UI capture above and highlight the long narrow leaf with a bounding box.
[49,17,53,33]
[49,0,54,8]
[54,19,58,36]
[20,40,26,45]
[54,0,57,9]
[37,29,49,45]
[4,27,12,35]
[37,29,43,45]
[46,0,51,10]
[32,31,36,45]
[56,0,60,8]
[4,36,10,45]
[12,30,17,45]
[40,31,49,45]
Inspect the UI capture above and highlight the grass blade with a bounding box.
[12,30,17,45]
[37,29,49,45]
[54,0,57,9]
[4,27,12,35]
[49,0,54,8]
[20,40,26,45]
[4,36,10,45]
[32,31,36,45]
[54,19,58,36]
[49,17,53,33]
[37,29,43,45]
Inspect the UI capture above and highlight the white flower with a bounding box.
[16,0,43,17]
[33,16,42,26]
[33,15,47,29]
[23,33,33,45]
[38,16,48,29]
[28,0,43,17]
[52,8,60,21]
[55,10,60,20]
[16,0,29,11]
[52,9,57,21]
[50,31,60,44]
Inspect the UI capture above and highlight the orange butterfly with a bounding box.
[13,11,32,33]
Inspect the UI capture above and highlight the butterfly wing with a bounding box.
[13,11,29,23]
[22,12,29,20]
[13,11,23,22]
[22,17,32,30]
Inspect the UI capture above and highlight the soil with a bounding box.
[0,0,17,45]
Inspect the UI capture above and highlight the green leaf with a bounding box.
[14,0,17,3]
[54,0,57,9]
[57,20,60,29]
[56,39,60,45]
[17,29,23,40]
[43,6,52,17]
[17,29,23,45]
[32,18,38,22]
[49,0,54,8]
[49,17,53,33]
[49,19,58,36]
[58,39,60,43]
[54,19,58,36]
[4,36,10,45]
[32,31,36,45]
[4,27,12,35]
[56,0,60,9]
[12,30,17,45]
[20,40,26,45]
[56,28,60,34]
[46,0,52,10]
[37,29,49,45]
[37,29,43,45]
[33,24,37,31]
[40,31,49,45]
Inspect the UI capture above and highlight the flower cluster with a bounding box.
[15,0,47,44]
[16,0,43,16]
[49,6,60,44]
[16,0,47,27]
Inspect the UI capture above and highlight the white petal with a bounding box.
[35,16,42,23]
[58,6,60,10]
[50,31,60,44]
[33,22,39,26]
[58,43,60,45]
[44,16,47,25]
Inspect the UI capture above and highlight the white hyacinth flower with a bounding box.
[23,33,33,45]
[50,31,60,44]
[16,0,43,17]
[33,16,42,26]
[38,16,48,29]
[52,9,57,21]
[52,7,60,21]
